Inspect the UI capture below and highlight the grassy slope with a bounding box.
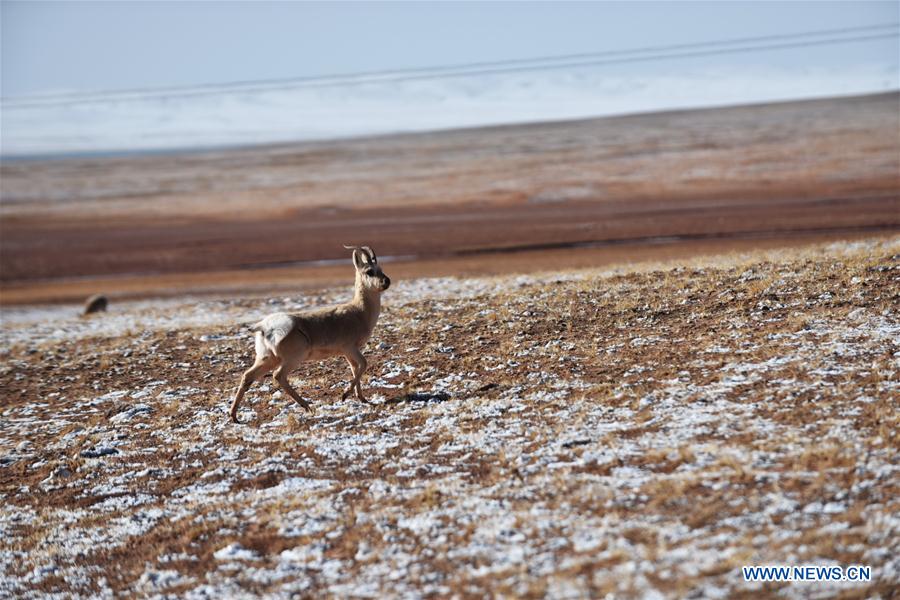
[1,237,898,598]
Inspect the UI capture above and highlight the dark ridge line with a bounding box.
[449,224,900,257]
[1,224,896,288]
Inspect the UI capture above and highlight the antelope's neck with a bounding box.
[353,285,382,326]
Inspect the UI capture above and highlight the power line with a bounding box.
[3,23,897,109]
[6,22,897,102]
[5,25,896,107]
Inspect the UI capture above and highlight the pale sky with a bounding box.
[2,1,898,97]
[1,1,898,156]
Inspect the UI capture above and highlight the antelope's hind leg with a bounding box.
[272,330,314,414]
[231,333,278,423]
[273,363,313,414]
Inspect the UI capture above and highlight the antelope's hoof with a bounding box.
[230,414,241,424]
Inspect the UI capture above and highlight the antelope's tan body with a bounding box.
[230,246,390,423]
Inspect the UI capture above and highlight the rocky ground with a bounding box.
[1,237,898,598]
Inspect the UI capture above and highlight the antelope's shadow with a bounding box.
[383,391,451,406]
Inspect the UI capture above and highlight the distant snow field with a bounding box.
[2,65,897,156]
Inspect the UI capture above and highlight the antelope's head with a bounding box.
[345,245,391,292]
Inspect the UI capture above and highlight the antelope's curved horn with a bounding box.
[361,246,377,263]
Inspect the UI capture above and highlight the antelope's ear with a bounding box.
[361,246,377,264]
[351,248,366,269]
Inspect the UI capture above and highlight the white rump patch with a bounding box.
[255,313,297,349]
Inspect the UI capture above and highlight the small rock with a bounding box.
[213,543,260,561]
[83,294,108,315]
[110,404,153,423]
[80,447,119,459]
[562,439,591,449]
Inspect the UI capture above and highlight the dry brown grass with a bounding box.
[0,237,897,598]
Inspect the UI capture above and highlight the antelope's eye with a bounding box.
[365,269,375,276]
